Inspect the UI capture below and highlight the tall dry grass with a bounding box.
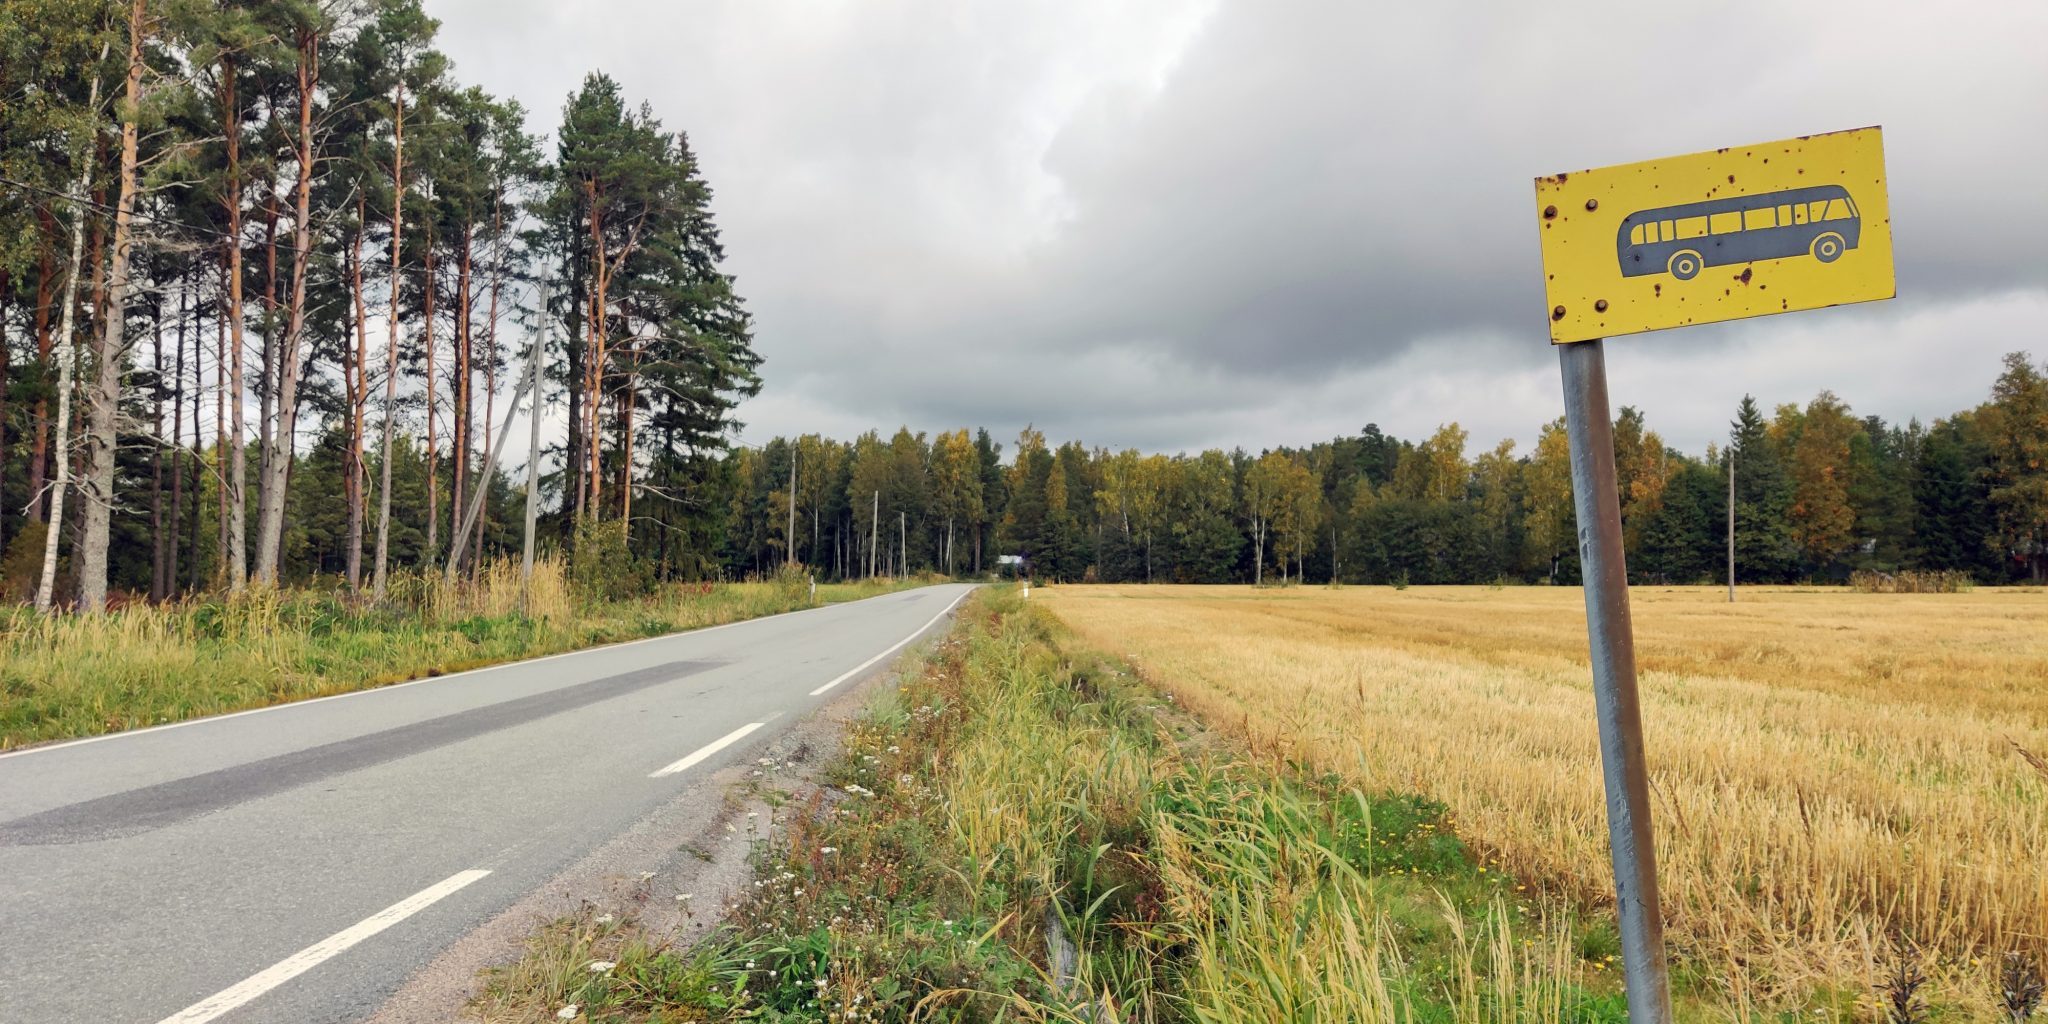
[1040,584,2048,1013]
[0,563,919,750]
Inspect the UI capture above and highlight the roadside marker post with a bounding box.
[1556,338,1672,1023]
[1533,127,1894,1023]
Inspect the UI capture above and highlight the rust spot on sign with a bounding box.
[1552,305,1567,321]
[1737,267,1753,285]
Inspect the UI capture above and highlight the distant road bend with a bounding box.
[0,583,976,1024]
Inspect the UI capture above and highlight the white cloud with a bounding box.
[428,0,2048,458]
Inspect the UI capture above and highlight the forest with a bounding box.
[722,355,2048,588]
[4,2,2046,609]
[0,0,758,608]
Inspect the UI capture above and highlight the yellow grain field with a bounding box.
[1039,584,2048,1007]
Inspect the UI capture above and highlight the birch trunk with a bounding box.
[371,85,405,600]
[254,29,319,585]
[75,1,149,613]
[32,87,98,610]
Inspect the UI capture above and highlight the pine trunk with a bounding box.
[151,305,166,600]
[167,281,187,595]
[475,208,501,572]
[346,206,369,590]
[219,57,249,592]
[563,211,584,523]
[423,233,438,563]
[214,272,227,584]
[618,351,633,528]
[28,214,55,521]
[0,269,9,549]
[584,180,604,519]
[451,225,472,556]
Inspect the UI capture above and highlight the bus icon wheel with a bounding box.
[1667,250,1703,281]
[1811,232,1845,263]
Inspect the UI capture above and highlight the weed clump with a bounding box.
[1851,569,1975,593]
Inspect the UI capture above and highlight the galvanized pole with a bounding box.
[1557,338,1673,1024]
[1726,451,1736,603]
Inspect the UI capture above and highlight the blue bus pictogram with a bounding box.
[1617,184,1861,281]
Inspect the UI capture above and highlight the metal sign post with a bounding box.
[1558,338,1672,1024]
[1534,126,1895,1023]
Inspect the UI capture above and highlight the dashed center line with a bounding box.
[155,869,491,1024]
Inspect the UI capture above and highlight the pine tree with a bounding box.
[1983,352,2048,581]
[1730,394,1799,582]
[1172,449,1242,583]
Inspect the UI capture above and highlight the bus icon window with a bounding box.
[1618,185,1860,281]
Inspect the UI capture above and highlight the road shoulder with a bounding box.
[365,612,945,1024]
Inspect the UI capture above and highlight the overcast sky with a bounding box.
[432,0,2047,458]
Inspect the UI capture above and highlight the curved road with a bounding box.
[0,583,975,1023]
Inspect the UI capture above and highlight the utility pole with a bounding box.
[786,446,797,567]
[1726,450,1736,603]
[870,490,879,579]
[899,510,907,580]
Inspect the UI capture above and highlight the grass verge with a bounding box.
[0,560,931,750]
[473,589,1648,1023]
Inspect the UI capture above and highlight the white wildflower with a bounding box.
[586,960,616,973]
[556,1006,579,1020]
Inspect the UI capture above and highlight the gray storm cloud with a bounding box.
[435,0,2047,454]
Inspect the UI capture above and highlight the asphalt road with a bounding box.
[0,583,976,1024]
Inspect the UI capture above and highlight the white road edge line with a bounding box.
[154,869,491,1024]
[0,585,952,762]
[651,722,765,778]
[809,588,972,697]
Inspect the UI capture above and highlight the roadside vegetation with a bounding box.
[0,559,925,751]
[1043,583,2048,1019]
[475,589,1653,1023]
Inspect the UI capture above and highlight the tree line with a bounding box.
[4,3,2044,606]
[723,354,2048,587]
[0,0,759,607]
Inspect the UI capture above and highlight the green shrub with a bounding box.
[570,517,651,601]
[0,521,49,604]
[768,561,812,604]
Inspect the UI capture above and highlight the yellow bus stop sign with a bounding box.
[1535,127,1894,344]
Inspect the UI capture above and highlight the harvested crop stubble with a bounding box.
[1041,583,2048,1009]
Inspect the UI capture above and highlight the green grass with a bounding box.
[473,589,1637,1024]
[0,559,930,751]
